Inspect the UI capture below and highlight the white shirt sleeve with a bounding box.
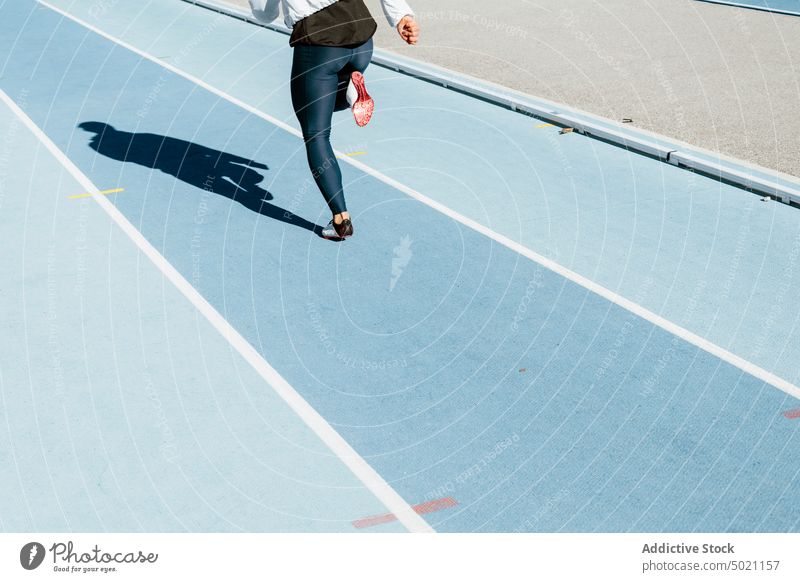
[249,0,281,24]
[379,0,414,28]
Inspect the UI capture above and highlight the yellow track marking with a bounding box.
[68,187,124,200]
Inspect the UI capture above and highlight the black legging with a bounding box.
[290,38,373,216]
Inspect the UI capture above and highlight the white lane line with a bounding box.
[36,1,800,404]
[0,88,434,534]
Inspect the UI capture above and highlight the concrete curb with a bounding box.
[183,0,800,207]
[695,0,800,18]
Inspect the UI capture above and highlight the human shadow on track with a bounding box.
[78,122,323,236]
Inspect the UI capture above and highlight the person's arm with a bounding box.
[380,0,420,45]
[248,0,280,24]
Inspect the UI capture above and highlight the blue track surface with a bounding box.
[0,87,408,534]
[2,0,800,532]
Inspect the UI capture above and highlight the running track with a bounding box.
[1,0,800,532]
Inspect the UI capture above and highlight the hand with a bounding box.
[396,15,419,45]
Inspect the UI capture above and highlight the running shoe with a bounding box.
[321,218,354,240]
[346,71,374,127]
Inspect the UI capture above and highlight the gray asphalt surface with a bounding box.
[227,0,800,178]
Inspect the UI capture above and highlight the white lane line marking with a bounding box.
[0,87,434,534]
[37,1,800,403]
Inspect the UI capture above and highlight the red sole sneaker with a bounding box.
[350,71,374,127]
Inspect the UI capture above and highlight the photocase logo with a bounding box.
[390,235,413,291]
[20,542,46,570]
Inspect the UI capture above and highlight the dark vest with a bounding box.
[290,0,377,47]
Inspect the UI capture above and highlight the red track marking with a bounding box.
[783,409,800,419]
[352,497,458,529]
